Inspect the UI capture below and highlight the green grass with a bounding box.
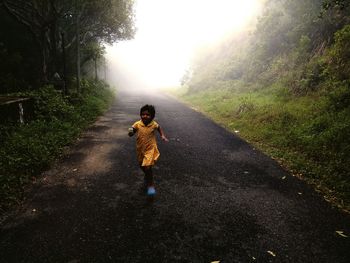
[0,80,115,212]
[171,84,350,212]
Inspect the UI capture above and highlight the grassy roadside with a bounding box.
[0,80,115,212]
[167,85,350,213]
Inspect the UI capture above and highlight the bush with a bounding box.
[31,86,75,121]
[0,80,115,212]
[326,24,350,81]
[178,85,350,209]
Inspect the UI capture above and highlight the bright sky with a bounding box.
[106,0,262,89]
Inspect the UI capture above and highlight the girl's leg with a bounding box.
[141,166,154,187]
[141,165,156,196]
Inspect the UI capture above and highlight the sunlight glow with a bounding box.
[106,0,262,90]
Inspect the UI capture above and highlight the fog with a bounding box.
[105,0,262,91]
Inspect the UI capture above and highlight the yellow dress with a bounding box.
[132,120,160,167]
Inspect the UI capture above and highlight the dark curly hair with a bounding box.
[140,104,156,119]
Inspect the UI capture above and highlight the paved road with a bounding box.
[1,89,350,262]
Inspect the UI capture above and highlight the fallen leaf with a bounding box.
[336,231,348,238]
[267,250,276,257]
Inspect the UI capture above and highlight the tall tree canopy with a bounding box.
[0,0,135,91]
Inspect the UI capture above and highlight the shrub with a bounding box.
[326,24,350,81]
[0,80,115,212]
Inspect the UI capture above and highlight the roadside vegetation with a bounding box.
[0,0,135,212]
[176,0,350,211]
[0,81,115,212]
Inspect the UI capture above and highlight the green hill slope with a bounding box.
[177,0,350,211]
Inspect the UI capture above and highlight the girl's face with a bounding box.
[141,110,152,125]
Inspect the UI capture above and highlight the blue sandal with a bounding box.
[147,186,156,196]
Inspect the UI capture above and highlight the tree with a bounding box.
[0,7,41,93]
[322,0,349,10]
[327,24,350,81]
[82,42,105,81]
[1,0,135,87]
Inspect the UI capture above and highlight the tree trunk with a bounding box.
[41,29,49,83]
[49,20,58,78]
[94,58,98,81]
[75,0,81,93]
[76,19,81,92]
[61,32,68,95]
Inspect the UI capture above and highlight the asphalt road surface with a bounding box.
[1,89,350,262]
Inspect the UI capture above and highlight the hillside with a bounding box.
[178,0,350,211]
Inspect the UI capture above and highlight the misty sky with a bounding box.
[105,0,262,90]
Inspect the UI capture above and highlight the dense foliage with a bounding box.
[0,0,133,213]
[181,0,350,209]
[186,0,350,92]
[0,80,115,212]
[0,0,135,93]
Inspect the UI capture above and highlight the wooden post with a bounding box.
[18,103,24,124]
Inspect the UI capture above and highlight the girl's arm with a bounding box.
[128,127,136,137]
[158,126,169,142]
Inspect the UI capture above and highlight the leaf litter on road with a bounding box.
[335,230,348,237]
[267,250,276,257]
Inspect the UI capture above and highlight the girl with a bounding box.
[128,104,168,196]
